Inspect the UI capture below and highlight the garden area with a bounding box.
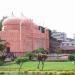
[0,40,75,75]
[0,52,75,75]
[0,61,75,75]
[0,61,75,71]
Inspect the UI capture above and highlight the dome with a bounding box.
[2,17,21,25]
[2,16,33,26]
[2,16,33,31]
[2,17,32,26]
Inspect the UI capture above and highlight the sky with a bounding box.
[0,0,75,38]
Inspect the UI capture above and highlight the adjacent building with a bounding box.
[52,30,75,53]
[48,30,61,53]
[60,38,75,53]
[51,30,67,42]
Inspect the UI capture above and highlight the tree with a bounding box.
[36,53,47,70]
[0,16,7,31]
[0,39,15,63]
[0,39,6,54]
[15,57,29,75]
[35,48,45,53]
[35,48,48,70]
[25,51,34,60]
[0,44,5,52]
[0,39,6,65]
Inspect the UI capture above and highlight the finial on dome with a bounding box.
[21,12,24,17]
[11,11,14,16]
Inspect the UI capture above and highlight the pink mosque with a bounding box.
[0,17,49,56]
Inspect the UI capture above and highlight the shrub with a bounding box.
[48,72,53,75]
[68,55,75,61]
[35,48,45,53]
[32,72,36,75]
[15,57,29,64]
[0,60,4,66]
[44,72,49,75]
[0,44,5,51]
[60,71,74,75]
[15,57,29,74]
[36,72,40,75]
[25,52,34,60]
[0,72,5,75]
[24,71,28,75]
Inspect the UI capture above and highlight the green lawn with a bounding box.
[0,61,75,71]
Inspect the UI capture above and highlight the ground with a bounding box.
[0,61,75,71]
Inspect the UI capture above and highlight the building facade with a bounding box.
[0,17,49,56]
[60,38,75,53]
[48,30,62,53]
[52,30,75,53]
[52,30,67,42]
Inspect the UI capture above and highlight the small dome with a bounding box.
[2,17,21,25]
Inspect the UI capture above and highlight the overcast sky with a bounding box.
[0,0,75,38]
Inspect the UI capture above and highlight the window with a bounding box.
[38,26,40,30]
[41,27,45,33]
[62,43,64,46]
[67,43,69,46]
[72,44,74,46]
[38,26,45,33]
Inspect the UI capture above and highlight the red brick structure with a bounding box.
[0,17,49,56]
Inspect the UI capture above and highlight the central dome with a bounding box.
[2,17,33,31]
[2,17,32,26]
[2,17,21,25]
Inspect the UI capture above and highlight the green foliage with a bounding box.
[0,16,7,31]
[59,71,74,75]
[25,52,34,60]
[0,72,5,75]
[0,39,6,64]
[24,71,75,75]
[0,71,75,75]
[15,57,29,65]
[35,48,45,53]
[24,71,28,75]
[15,57,29,74]
[68,55,75,61]
[0,59,4,66]
[47,60,68,62]
[44,72,49,75]
[48,72,53,75]
[0,44,5,51]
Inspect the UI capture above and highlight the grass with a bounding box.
[0,61,75,71]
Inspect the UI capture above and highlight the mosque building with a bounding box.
[0,17,49,56]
